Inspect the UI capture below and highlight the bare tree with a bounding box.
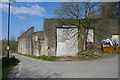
[99,2,119,18]
[55,2,100,50]
[10,35,16,41]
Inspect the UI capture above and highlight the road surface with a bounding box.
[7,53,118,78]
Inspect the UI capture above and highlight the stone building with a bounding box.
[18,27,34,55]
[44,19,94,56]
[18,18,119,56]
[18,27,45,56]
[44,18,118,56]
[32,31,45,56]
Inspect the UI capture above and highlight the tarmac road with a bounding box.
[7,53,118,78]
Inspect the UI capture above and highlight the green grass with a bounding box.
[2,58,18,78]
[64,60,72,61]
[99,51,119,54]
[77,48,119,60]
[77,48,101,59]
[16,52,57,61]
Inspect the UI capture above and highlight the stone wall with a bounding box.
[32,31,45,56]
[44,18,118,56]
[18,18,118,57]
[44,19,79,56]
[18,27,34,55]
[18,27,46,56]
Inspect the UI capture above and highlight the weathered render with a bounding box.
[56,25,78,56]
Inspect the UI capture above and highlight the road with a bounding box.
[7,53,118,78]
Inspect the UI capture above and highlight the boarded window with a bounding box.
[35,36,38,41]
[87,29,94,42]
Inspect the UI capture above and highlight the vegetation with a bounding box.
[77,48,119,60]
[9,40,18,53]
[55,2,100,50]
[55,2,119,51]
[77,49,101,60]
[99,2,119,18]
[2,57,19,78]
[16,52,57,61]
[1,37,18,78]
[1,40,7,57]
[1,39,18,57]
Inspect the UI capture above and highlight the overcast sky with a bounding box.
[1,2,60,40]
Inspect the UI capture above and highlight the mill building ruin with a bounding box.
[18,18,119,56]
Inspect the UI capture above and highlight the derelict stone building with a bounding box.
[18,27,45,56]
[32,31,45,56]
[18,27,34,55]
[44,18,119,56]
[18,18,119,56]
[44,18,95,56]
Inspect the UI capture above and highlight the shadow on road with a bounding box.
[1,55,21,79]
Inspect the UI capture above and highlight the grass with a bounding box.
[16,48,119,61]
[2,58,18,78]
[99,51,119,55]
[77,48,101,59]
[16,52,57,61]
[64,60,72,61]
[77,48,119,60]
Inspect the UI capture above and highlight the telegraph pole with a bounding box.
[7,1,10,59]
[118,1,120,46]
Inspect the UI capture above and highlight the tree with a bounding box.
[99,2,119,18]
[55,2,100,50]
[9,35,18,52]
[10,35,16,41]
[2,39,7,57]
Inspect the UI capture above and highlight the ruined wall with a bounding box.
[18,27,46,56]
[44,19,57,56]
[44,19,81,56]
[32,31,45,56]
[18,19,118,57]
[18,27,34,55]
[44,18,118,56]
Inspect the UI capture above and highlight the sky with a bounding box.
[1,2,60,40]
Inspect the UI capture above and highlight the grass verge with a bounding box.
[2,57,19,78]
[16,52,57,61]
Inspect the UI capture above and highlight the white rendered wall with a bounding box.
[57,27,78,56]
[112,35,120,44]
[87,29,94,42]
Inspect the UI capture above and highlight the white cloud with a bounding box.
[0,0,8,2]
[16,16,25,19]
[0,3,45,16]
